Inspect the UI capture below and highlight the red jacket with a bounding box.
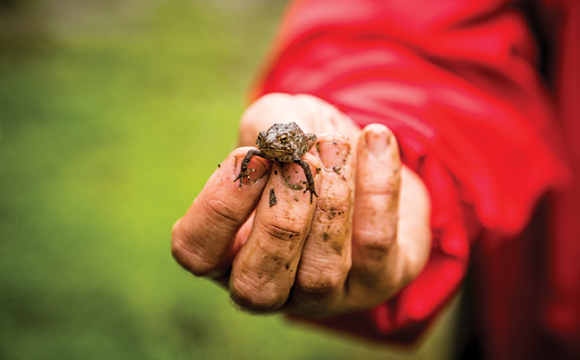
[253,0,580,359]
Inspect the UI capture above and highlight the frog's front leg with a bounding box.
[233,149,264,190]
[294,158,318,204]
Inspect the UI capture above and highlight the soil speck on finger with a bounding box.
[269,188,277,207]
[330,241,343,256]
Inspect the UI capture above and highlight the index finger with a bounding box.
[171,147,271,278]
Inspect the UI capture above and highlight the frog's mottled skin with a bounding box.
[234,122,318,203]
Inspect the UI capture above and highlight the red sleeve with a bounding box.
[253,0,569,342]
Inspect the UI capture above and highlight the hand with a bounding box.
[171,93,431,319]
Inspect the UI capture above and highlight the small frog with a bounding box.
[234,122,318,203]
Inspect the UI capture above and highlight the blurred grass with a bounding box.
[0,0,456,359]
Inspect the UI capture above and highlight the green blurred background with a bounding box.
[0,0,457,359]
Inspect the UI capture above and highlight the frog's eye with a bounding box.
[257,132,264,144]
[279,133,289,144]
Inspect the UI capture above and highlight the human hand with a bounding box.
[172,93,431,318]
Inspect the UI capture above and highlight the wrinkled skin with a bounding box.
[172,93,431,319]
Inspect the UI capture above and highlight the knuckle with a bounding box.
[259,216,304,243]
[203,198,244,228]
[353,228,396,256]
[297,267,344,294]
[171,237,222,277]
[230,276,286,312]
[353,229,396,263]
[358,182,400,198]
[354,219,397,245]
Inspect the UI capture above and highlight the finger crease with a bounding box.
[202,199,244,228]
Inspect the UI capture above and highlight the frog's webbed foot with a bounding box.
[298,180,318,204]
[234,149,263,190]
[233,168,256,190]
[294,158,318,204]
[303,182,318,204]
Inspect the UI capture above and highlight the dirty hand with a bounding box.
[171,93,431,318]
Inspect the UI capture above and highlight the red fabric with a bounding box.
[252,0,580,358]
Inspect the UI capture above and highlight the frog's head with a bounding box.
[256,123,298,161]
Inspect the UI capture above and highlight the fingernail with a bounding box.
[316,139,351,170]
[365,128,390,157]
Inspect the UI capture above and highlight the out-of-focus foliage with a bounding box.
[0,1,457,359]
